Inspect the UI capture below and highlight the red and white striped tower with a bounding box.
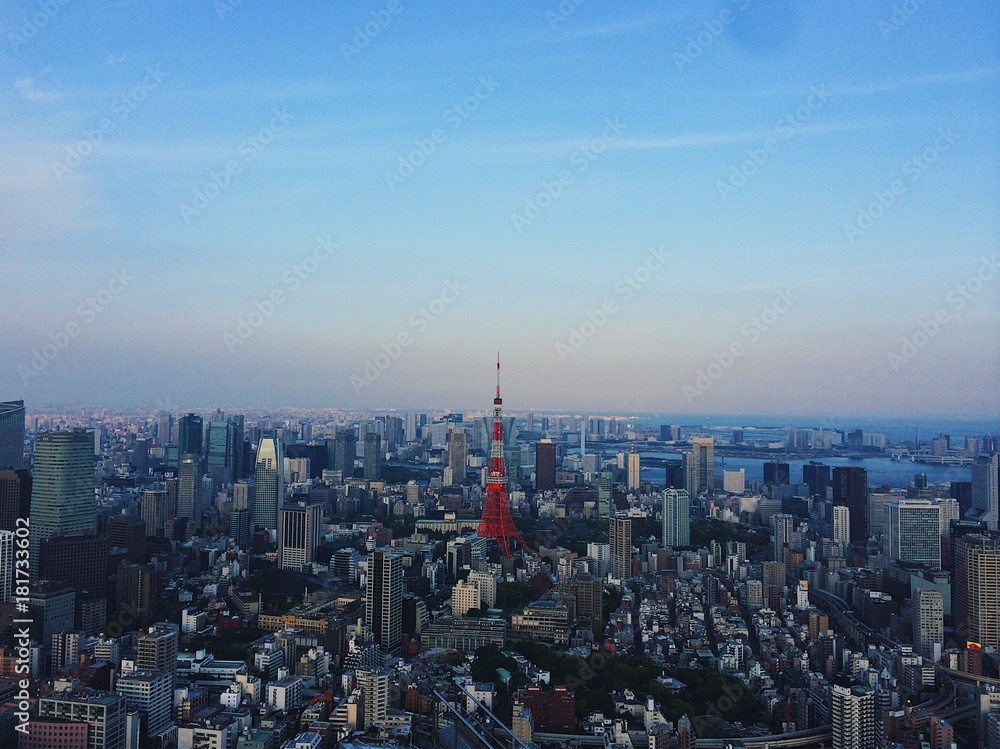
[477,355,529,558]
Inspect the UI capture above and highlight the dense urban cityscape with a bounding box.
[4,2,998,749]
[0,388,997,749]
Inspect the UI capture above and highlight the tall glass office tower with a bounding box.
[29,430,95,581]
[253,435,284,531]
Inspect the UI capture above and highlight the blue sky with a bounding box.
[1,1,998,417]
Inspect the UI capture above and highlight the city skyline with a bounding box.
[2,3,997,416]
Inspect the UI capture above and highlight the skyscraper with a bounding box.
[586,473,607,522]
[366,549,402,655]
[832,505,851,544]
[0,400,25,470]
[278,501,322,571]
[117,562,158,628]
[140,488,168,538]
[772,513,794,565]
[803,461,831,498]
[404,413,419,442]
[684,437,714,496]
[609,516,632,580]
[954,535,1000,649]
[29,430,95,582]
[0,468,31,532]
[253,435,284,531]
[332,428,357,480]
[970,453,999,531]
[626,447,640,490]
[156,411,172,445]
[662,489,690,547]
[912,588,944,662]
[884,499,941,567]
[535,439,556,491]
[833,466,868,544]
[177,412,203,459]
[205,415,232,484]
[831,680,875,749]
[763,461,791,486]
[177,453,202,525]
[364,433,382,481]
[446,427,468,485]
[230,480,252,550]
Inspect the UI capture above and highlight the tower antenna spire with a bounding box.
[478,355,529,559]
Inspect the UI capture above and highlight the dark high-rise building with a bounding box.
[0,400,25,470]
[446,427,468,484]
[129,438,151,475]
[364,433,382,481]
[832,466,868,544]
[333,429,357,479]
[763,461,791,486]
[0,468,31,532]
[117,562,159,629]
[366,549,402,655]
[39,534,108,597]
[951,481,973,516]
[29,430,96,582]
[535,439,556,490]
[164,478,179,539]
[177,413,203,459]
[108,514,147,562]
[229,414,245,479]
[177,453,202,524]
[803,461,831,498]
[847,429,864,452]
[229,508,251,551]
[205,415,232,484]
[664,459,684,490]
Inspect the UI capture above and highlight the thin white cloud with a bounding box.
[751,67,1000,98]
[835,67,1000,95]
[492,119,891,159]
[105,53,129,65]
[560,12,686,40]
[612,119,890,151]
[15,77,64,103]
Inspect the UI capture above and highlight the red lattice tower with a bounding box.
[477,356,529,558]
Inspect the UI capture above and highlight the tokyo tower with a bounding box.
[477,356,529,558]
